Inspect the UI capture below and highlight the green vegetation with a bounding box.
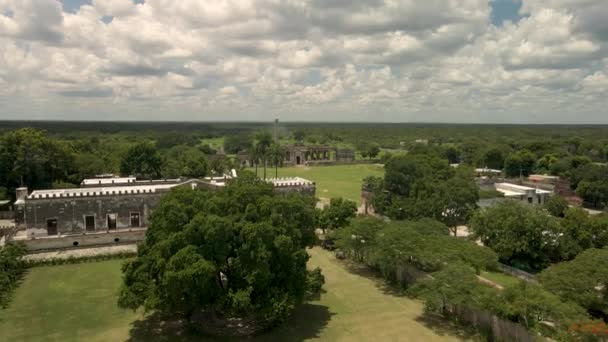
[118,175,321,333]
[333,216,590,339]
[471,201,608,271]
[269,164,385,203]
[0,259,139,342]
[0,249,462,342]
[365,154,478,235]
[480,271,521,288]
[539,249,608,320]
[0,243,27,308]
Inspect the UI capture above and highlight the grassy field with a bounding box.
[0,248,470,342]
[256,164,385,203]
[480,271,522,289]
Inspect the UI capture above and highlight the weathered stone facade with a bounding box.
[285,145,335,165]
[335,148,355,163]
[14,179,213,237]
[268,177,316,197]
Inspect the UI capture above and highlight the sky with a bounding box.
[0,0,607,123]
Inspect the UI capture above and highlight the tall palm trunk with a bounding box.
[263,158,267,180]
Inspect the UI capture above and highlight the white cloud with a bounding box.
[0,0,606,122]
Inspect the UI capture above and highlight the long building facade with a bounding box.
[9,173,315,250]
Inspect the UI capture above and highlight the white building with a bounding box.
[495,183,553,205]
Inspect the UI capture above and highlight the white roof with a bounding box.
[496,182,535,191]
[28,182,189,200]
[475,168,502,173]
[82,177,136,185]
[499,190,526,197]
[495,182,553,196]
[267,177,314,186]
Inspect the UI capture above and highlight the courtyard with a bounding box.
[254,164,385,204]
[0,248,470,342]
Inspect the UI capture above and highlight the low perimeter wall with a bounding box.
[304,159,380,167]
[11,228,146,252]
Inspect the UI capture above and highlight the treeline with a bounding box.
[333,216,602,340]
[349,150,608,339]
[0,128,236,199]
[472,201,608,271]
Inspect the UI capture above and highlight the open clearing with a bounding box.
[255,164,385,203]
[0,248,470,342]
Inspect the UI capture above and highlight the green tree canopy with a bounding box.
[120,142,162,179]
[118,173,321,327]
[0,128,76,193]
[504,150,536,177]
[544,195,569,218]
[539,248,608,319]
[161,146,209,178]
[470,201,561,271]
[318,197,357,232]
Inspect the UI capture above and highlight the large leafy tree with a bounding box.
[544,195,569,218]
[120,142,163,179]
[470,201,561,271]
[488,282,588,332]
[539,249,608,319]
[374,155,478,228]
[118,172,321,328]
[0,128,76,193]
[481,147,506,170]
[318,197,357,233]
[161,146,209,178]
[504,150,536,177]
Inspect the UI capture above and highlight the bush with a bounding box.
[0,243,27,308]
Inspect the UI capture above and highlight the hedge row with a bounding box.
[25,251,136,268]
[0,243,27,308]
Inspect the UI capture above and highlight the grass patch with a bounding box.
[0,248,463,342]
[255,164,384,203]
[480,271,521,288]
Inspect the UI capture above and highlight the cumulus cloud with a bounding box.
[0,0,606,122]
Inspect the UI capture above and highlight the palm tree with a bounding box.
[269,143,286,178]
[254,131,272,179]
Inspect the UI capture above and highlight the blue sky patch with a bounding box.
[490,0,524,26]
[61,0,145,13]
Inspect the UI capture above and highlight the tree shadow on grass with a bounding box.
[126,304,333,342]
[339,258,408,297]
[252,303,333,341]
[414,312,480,341]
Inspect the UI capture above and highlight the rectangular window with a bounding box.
[130,212,140,227]
[46,218,58,235]
[85,215,95,231]
[107,214,117,230]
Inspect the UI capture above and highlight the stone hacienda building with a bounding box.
[237,119,356,167]
[8,171,315,251]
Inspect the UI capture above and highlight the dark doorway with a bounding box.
[85,215,95,231]
[296,156,301,165]
[46,218,57,235]
[130,212,140,227]
[107,214,117,230]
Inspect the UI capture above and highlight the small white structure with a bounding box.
[495,183,553,205]
[475,168,502,177]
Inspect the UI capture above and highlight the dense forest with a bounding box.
[1,121,607,208]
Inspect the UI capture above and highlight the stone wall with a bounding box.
[17,193,161,235]
[13,228,146,251]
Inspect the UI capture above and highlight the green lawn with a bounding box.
[0,248,469,342]
[480,271,521,288]
[256,164,385,203]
